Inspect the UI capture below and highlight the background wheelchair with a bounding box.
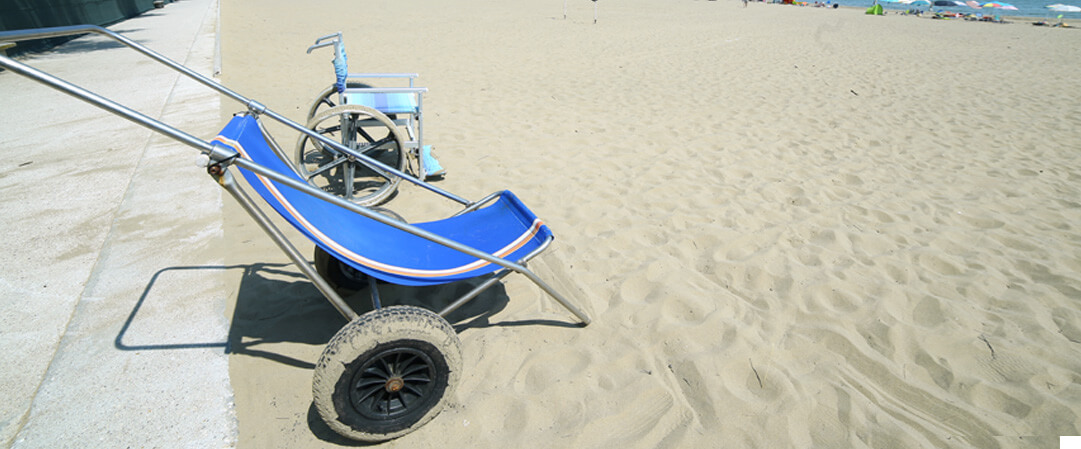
[297,32,445,206]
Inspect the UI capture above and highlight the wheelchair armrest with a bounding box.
[346,72,419,80]
[342,87,429,95]
[346,73,421,89]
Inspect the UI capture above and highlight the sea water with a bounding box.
[829,0,1081,19]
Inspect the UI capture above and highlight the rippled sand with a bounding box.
[219,0,1081,447]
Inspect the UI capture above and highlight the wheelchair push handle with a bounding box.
[306,32,349,93]
[306,32,342,54]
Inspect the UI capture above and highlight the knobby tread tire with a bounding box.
[313,306,462,442]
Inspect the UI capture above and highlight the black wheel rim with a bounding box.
[349,347,437,421]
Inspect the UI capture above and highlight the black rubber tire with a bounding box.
[313,246,369,292]
[313,306,462,442]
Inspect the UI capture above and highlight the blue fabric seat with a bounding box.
[211,114,552,286]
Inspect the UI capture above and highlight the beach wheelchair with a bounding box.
[297,32,445,206]
[0,25,590,442]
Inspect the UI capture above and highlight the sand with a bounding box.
[215,0,1081,447]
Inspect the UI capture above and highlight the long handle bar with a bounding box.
[0,25,470,205]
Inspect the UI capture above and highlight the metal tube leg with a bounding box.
[522,269,591,325]
[437,261,591,325]
[368,277,382,310]
[217,170,358,322]
[437,270,512,318]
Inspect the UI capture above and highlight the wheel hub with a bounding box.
[346,345,440,421]
[385,377,405,393]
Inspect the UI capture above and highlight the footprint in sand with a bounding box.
[911,295,947,328]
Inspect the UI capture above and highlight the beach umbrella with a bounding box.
[908,0,932,5]
[966,0,982,7]
[933,0,966,6]
[983,1,1019,8]
[1047,3,1081,11]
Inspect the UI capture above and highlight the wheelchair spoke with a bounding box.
[355,125,375,144]
[316,124,341,136]
[294,104,405,207]
[356,136,396,155]
[306,155,348,179]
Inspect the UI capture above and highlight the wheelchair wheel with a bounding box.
[295,104,406,207]
[307,83,371,122]
[313,306,461,442]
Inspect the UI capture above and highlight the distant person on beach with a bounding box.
[744,0,749,7]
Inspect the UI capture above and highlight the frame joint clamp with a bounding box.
[245,100,267,116]
[198,141,239,177]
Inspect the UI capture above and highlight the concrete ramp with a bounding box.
[0,0,236,447]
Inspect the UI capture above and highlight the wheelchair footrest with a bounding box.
[421,145,446,179]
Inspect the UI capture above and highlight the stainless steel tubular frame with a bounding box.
[436,235,555,319]
[0,25,470,206]
[230,155,591,325]
[343,87,427,94]
[347,73,419,86]
[0,26,218,156]
[452,191,504,217]
[0,25,591,325]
